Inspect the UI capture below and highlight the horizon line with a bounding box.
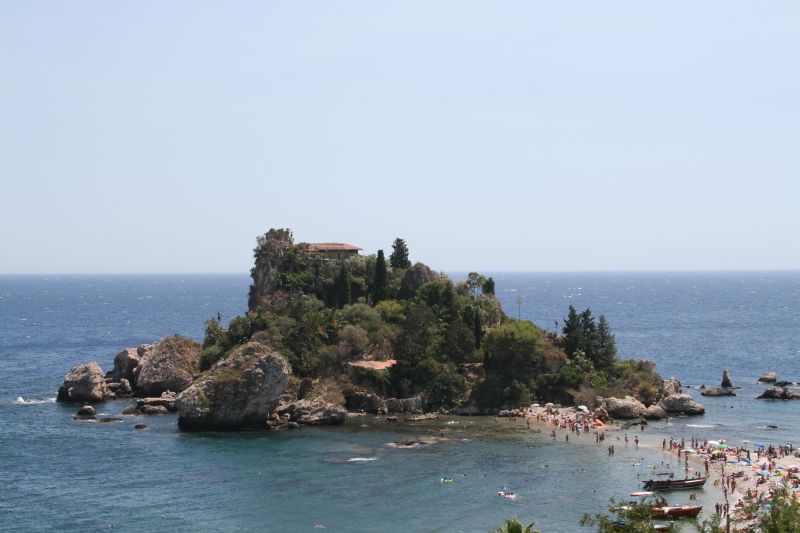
[1,268,798,276]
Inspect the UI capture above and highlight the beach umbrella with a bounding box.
[531,403,540,408]
[545,403,554,407]
[708,440,720,446]
[717,443,728,449]
[577,405,589,411]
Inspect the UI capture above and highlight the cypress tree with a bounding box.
[473,306,483,349]
[372,250,387,304]
[335,264,351,308]
[390,238,411,269]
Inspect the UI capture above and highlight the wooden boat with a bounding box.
[642,476,707,491]
[629,491,702,519]
[405,413,438,422]
[621,492,702,520]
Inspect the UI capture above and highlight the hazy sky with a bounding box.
[2,2,798,273]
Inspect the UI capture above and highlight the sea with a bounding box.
[1,272,798,532]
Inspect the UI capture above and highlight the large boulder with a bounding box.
[658,393,705,415]
[276,400,347,426]
[136,336,200,397]
[111,348,141,384]
[176,342,291,430]
[758,371,777,384]
[757,386,800,400]
[385,397,423,414]
[593,406,610,421]
[57,362,113,403]
[721,369,733,388]
[604,396,646,419]
[345,392,386,414]
[661,377,682,397]
[643,404,668,420]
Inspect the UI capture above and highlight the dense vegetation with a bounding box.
[201,229,665,411]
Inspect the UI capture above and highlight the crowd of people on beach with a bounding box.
[496,405,799,528]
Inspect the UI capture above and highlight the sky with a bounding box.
[1,2,798,273]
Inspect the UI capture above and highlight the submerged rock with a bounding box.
[603,396,646,419]
[134,423,147,430]
[136,336,200,397]
[57,362,113,403]
[701,387,736,397]
[658,393,705,415]
[121,405,141,416]
[76,404,96,417]
[176,342,291,430]
[757,386,800,400]
[758,371,777,384]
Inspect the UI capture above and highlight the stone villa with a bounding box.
[302,242,362,260]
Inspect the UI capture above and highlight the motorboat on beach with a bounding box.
[642,476,707,491]
[628,491,703,519]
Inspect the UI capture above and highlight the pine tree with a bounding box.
[372,250,387,304]
[389,238,411,269]
[596,315,617,369]
[580,308,598,363]
[335,264,351,308]
[562,305,583,357]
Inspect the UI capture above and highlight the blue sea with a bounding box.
[1,272,798,532]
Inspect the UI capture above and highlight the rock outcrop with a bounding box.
[757,386,800,400]
[276,400,347,426]
[111,348,142,384]
[603,396,646,419]
[593,406,610,421]
[136,336,200,397]
[658,393,705,415]
[176,342,291,430]
[57,362,113,403]
[701,387,735,397]
[721,369,733,389]
[385,397,423,414]
[345,392,387,414]
[661,377,682,397]
[247,228,295,312]
[758,371,777,383]
[398,263,439,299]
[134,392,178,414]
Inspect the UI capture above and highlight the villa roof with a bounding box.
[305,242,362,252]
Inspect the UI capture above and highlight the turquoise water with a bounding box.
[1,273,797,531]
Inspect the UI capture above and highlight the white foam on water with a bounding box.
[345,457,378,462]
[11,396,55,405]
[686,424,716,428]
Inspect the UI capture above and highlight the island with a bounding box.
[57,227,703,430]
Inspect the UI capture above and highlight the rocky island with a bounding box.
[58,228,703,429]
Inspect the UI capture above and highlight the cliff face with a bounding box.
[247,228,295,312]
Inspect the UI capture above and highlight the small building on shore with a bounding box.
[302,242,362,260]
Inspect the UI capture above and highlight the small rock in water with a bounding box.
[76,404,96,417]
[134,423,147,430]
